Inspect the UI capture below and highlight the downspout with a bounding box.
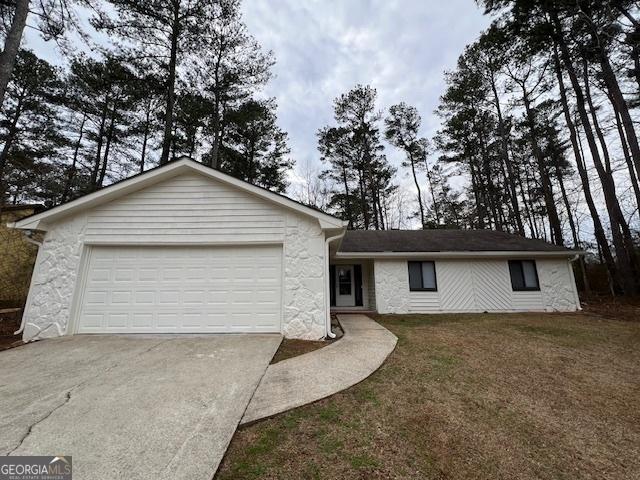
[567,253,582,311]
[324,228,346,339]
[14,230,43,335]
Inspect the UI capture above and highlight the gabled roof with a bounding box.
[337,229,581,257]
[11,157,347,231]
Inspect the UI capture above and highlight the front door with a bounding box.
[335,265,355,307]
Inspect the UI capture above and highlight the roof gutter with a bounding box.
[336,250,585,259]
[324,228,347,339]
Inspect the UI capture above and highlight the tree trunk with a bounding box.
[62,113,87,203]
[611,96,640,210]
[140,101,151,173]
[583,61,614,174]
[424,159,441,225]
[554,160,578,247]
[0,0,29,112]
[552,45,612,292]
[516,168,535,237]
[371,184,380,230]
[0,90,24,199]
[160,9,180,165]
[208,44,225,168]
[551,12,637,294]
[468,159,485,229]
[407,152,425,228]
[631,40,640,93]
[208,98,220,168]
[476,116,502,231]
[99,102,118,187]
[490,74,524,235]
[90,100,109,188]
[523,167,541,239]
[583,62,638,263]
[341,165,353,227]
[582,59,639,293]
[586,18,640,181]
[375,187,385,230]
[520,88,564,245]
[358,168,368,229]
[616,6,640,92]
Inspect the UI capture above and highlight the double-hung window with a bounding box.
[408,261,437,291]
[508,260,540,291]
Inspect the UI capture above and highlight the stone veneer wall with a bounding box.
[538,259,580,311]
[21,210,328,342]
[373,258,580,314]
[282,212,327,340]
[22,214,88,340]
[373,260,410,314]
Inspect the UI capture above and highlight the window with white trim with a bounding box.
[408,261,437,291]
[508,260,540,291]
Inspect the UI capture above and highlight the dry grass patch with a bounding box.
[218,312,640,480]
[270,339,329,364]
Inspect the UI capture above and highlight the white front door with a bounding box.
[335,265,355,307]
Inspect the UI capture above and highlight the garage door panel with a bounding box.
[77,245,282,334]
[132,313,153,328]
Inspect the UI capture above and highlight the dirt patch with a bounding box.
[217,312,640,480]
[270,339,330,364]
[0,335,23,351]
[581,295,640,322]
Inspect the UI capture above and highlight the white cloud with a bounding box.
[241,0,492,195]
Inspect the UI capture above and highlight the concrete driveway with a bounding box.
[0,334,281,480]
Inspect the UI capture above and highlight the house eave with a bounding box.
[335,250,584,259]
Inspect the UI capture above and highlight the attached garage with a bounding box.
[77,245,282,334]
[12,157,347,342]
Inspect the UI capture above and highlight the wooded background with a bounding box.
[0,0,639,296]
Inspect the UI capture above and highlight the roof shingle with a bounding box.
[338,229,574,253]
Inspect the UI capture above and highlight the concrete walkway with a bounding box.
[241,314,397,425]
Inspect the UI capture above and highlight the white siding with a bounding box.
[512,291,544,310]
[437,260,475,311]
[375,258,580,314]
[408,292,440,312]
[85,173,285,244]
[472,260,512,311]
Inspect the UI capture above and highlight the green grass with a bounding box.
[349,454,380,469]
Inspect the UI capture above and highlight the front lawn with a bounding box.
[217,312,640,480]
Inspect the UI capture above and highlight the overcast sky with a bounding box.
[240,0,492,185]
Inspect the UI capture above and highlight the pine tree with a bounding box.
[0,50,66,204]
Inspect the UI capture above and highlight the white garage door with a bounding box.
[77,245,282,333]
